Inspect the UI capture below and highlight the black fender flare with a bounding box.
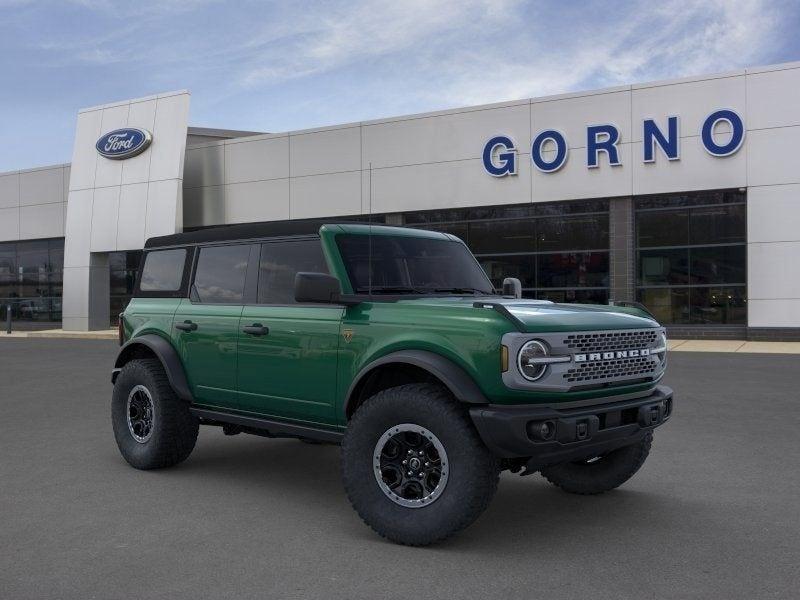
[112,334,193,402]
[344,350,488,416]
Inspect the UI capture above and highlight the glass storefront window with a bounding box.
[478,256,535,289]
[537,252,609,288]
[690,286,747,325]
[635,190,746,325]
[689,204,746,245]
[537,215,608,252]
[637,210,689,247]
[405,200,611,304]
[639,248,690,286]
[0,238,65,326]
[109,250,142,324]
[469,219,534,254]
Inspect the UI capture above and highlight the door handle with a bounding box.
[242,323,269,336]
[175,320,198,332]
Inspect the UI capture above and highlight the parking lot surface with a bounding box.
[1,338,798,599]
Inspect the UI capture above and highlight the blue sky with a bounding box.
[0,0,798,171]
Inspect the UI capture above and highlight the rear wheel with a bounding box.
[540,432,653,495]
[342,383,499,546]
[112,359,199,470]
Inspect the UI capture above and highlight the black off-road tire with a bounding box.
[342,383,500,546]
[540,432,653,495]
[112,358,199,470]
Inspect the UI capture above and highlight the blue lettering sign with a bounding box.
[531,130,568,173]
[701,109,745,157]
[643,116,680,162]
[482,135,517,176]
[587,124,621,168]
[482,108,745,176]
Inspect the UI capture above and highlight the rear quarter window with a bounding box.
[139,249,187,293]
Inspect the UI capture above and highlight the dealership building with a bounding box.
[1,61,799,339]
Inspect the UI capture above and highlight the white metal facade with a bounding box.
[0,62,798,330]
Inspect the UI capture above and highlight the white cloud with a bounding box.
[239,0,521,87]
[426,0,783,106]
[226,0,785,113]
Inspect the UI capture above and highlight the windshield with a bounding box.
[336,233,496,295]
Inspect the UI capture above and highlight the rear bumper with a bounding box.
[469,385,673,468]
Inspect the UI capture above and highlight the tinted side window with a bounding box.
[258,239,328,304]
[140,249,186,291]
[193,245,251,304]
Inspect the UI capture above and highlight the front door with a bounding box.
[173,243,255,409]
[236,238,343,425]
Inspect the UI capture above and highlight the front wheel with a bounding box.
[540,432,653,495]
[342,383,500,546]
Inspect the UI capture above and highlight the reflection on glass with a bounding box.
[194,245,250,303]
[258,240,329,304]
[140,249,186,291]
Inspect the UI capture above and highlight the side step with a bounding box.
[190,407,344,444]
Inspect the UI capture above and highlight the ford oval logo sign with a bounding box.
[95,128,152,160]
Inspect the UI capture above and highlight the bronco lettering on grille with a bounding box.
[574,348,651,362]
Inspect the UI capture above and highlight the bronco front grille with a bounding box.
[563,356,658,383]
[563,329,659,354]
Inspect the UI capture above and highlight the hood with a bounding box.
[400,296,659,333]
[497,300,658,333]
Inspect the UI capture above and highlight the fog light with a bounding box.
[528,420,555,441]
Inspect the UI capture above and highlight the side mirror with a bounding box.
[295,272,342,303]
[502,277,522,299]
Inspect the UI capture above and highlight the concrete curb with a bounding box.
[668,339,800,354]
[0,329,117,341]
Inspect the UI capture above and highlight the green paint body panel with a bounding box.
[172,299,242,408]
[237,304,344,424]
[123,224,663,431]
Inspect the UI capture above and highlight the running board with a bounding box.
[190,407,344,443]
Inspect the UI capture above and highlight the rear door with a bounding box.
[236,237,343,424]
[172,243,256,409]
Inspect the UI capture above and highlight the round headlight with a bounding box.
[517,340,549,381]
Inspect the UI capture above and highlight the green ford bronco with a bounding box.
[112,222,672,545]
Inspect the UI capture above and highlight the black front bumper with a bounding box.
[470,386,673,469]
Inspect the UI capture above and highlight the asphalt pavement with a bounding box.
[0,338,798,599]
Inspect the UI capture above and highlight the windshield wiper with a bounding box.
[355,286,428,295]
[433,287,496,295]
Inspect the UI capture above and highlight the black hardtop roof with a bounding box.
[143,220,429,249]
[144,221,321,248]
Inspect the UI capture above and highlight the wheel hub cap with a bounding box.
[373,424,449,509]
[126,385,155,444]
